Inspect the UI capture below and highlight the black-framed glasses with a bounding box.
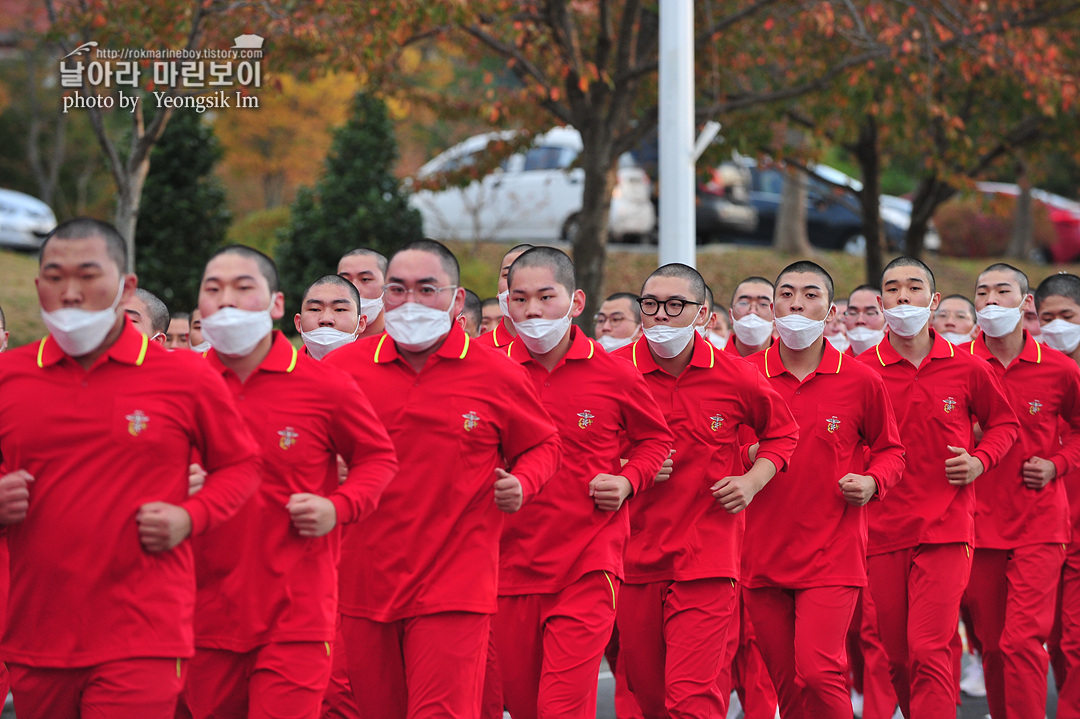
[638,297,703,317]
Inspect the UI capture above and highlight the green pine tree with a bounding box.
[135,110,231,314]
[277,92,422,320]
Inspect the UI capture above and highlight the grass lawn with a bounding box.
[5,241,1080,350]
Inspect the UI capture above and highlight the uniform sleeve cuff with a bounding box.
[182,499,209,537]
[972,450,992,474]
[1052,456,1068,479]
[330,494,357,525]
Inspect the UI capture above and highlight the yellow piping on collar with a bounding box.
[134,334,149,366]
[36,337,48,368]
[285,345,298,372]
[373,334,390,363]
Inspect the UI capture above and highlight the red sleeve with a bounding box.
[745,371,799,474]
[327,373,400,525]
[968,361,1021,472]
[498,368,561,502]
[1049,361,1080,478]
[617,370,673,495]
[181,364,261,536]
[860,373,906,499]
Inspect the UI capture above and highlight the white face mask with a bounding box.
[41,279,125,357]
[497,289,510,318]
[201,297,275,357]
[847,326,885,355]
[731,312,774,348]
[384,294,456,352]
[774,311,828,351]
[643,321,698,358]
[1039,319,1080,354]
[514,303,573,355]
[301,319,361,361]
[598,333,636,353]
[976,304,1023,338]
[190,340,212,353]
[883,298,934,339]
[940,330,975,346]
[360,294,384,327]
[707,331,728,350]
[826,332,850,353]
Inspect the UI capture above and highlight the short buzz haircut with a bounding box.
[504,243,535,260]
[604,292,641,324]
[776,260,835,304]
[508,247,576,295]
[303,274,362,313]
[731,276,774,305]
[481,297,501,310]
[341,247,388,275]
[980,262,1030,296]
[0,302,6,331]
[462,288,482,327]
[704,284,715,309]
[208,245,280,294]
[643,264,706,304]
[134,288,170,335]
[940,294,977,318]
[714,304,732,329]
[883,256,936,295]
[849,284,881,298]
[41,217,127,273]
[391,239,460,285]
[1035,273,1080,311]
[170,311,190,323]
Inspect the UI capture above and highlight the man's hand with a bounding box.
[336,455,348,485]
[0,470,34,525]
[1022,456,1057,490]
[188,463,206,496]
[494,468,524,513]
[654,450,676,483]
[136,502,192,552]
[839,473,878,507]
[711,459,775,514]
[286,493,337,537]
[945,446,984,486]
[589,474,633,512]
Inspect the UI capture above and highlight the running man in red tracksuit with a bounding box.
[613,263,799,718]
[963,263,1080,719]
[184,246,400,719]
[325,240,561,719]
[494,247,672,719]
[741,261,906,719]
[858,256,1019,719]
[0,219,261,719]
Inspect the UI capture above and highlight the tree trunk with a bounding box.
[774,165,812,254]
[906,175,955,260]
[853,114,884,284]
[572,138,618,337]
[1008,159,1033,260]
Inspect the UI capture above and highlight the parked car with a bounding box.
[695,163,758,242]
[0,189,56,250]
[976,181,1080,263]
[718,161,939,253]
[409,127,655,243]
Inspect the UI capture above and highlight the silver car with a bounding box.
[0,189,57,250]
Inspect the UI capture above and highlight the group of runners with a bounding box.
[1,217,1079,719]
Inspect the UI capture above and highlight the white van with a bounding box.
[0,189,57,250]
[409,127,655,243]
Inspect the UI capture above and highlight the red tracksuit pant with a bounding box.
[186,642,332,719]
[617,577,737,719]
[10,658,185,719]
[847,588,899,719]
[718,586,779,719]
[1052,535,1080,718]
[744,585,859,719]
[966,543,1065,719]
[321,618,360,719]
[867,543,971,719]
[342,612,489,719]
[493,571,618,719]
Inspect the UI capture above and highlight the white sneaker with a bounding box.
[891,708,904,719]
[851,688,864,718]
[726,691,742,719]
[960,653,987,697]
